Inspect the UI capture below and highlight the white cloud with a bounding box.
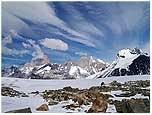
[39,38,68,51]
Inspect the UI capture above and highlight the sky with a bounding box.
[2,2,150,66]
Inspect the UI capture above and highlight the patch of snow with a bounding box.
[69,66,89,77]
[114,54,139,70]
[48,99,91,113]
[118,49,134,58]
[106,104,117,113]
[1,95,47,113]
[140,87,150,89]
[109,94,149,101]
[92,67,97,73]
[77,66,89,75]
[69,66,78,76]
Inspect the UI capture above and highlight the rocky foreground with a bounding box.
[2,80,150,113]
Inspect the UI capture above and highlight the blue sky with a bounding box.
[2,2,150,66]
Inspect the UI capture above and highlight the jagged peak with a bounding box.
[117,48,143,59]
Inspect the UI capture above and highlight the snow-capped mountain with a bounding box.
[20,55,50,74]
[86,48,150,79]
[3,55,107,79]
[2,48,149,79]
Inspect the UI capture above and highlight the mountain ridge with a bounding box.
[2,48,150,79]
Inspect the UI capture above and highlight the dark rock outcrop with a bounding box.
[5,107,32,113]
[110,55,150,76]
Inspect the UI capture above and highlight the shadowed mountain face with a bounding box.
[110,55,150,76]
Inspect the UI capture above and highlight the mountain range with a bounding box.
[2,48,150,79]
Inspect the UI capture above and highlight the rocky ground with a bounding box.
[2,87,29,97]
[2,80,150,113]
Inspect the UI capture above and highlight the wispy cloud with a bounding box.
[2,30,29,56]
[75,52,87,56]
[2,57,26,62]
[61,3,104,37]
[2,2,99,47]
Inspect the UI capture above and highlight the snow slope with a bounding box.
[86,55,139,79]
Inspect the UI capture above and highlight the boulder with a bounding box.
[36,104,49,111]
[114,99,150,113]
[5,107,32,113]
[63,86,73,92]
[114,100,129,113]
[87,95,108,113]
[128,99,150,113]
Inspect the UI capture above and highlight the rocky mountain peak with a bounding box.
[117,48,143,59]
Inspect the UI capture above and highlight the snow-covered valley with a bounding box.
[2,75,149,93]
[1,75,150,113]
